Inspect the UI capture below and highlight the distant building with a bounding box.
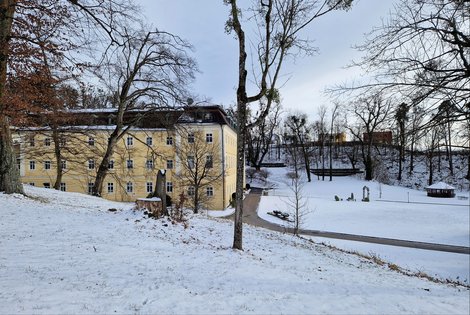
[13,105,238,210]
[317,132,347,144]
[363,131,392,144]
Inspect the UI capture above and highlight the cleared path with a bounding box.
[241,188,470,255]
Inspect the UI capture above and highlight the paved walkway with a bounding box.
[240,188,470,255]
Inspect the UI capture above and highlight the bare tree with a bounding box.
[316,105,327,181]
[0,0,137,194]
[246,101,282,170]
[395,102,409,181]
[346,93,391,180]
[337,0,469,126]
[91,27,196,196]
[225,0,352,250]
[175,129,224,213]
[328,103,340,181]
[284,113,313,182]
[284,144,308,236]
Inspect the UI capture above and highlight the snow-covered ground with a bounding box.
[1,186,469,313]
[254,167,470,283]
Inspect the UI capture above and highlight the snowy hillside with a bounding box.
[0,186,469,314]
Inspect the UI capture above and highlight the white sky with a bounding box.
[138,0,397,118]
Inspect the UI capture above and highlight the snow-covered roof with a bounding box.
[426,182,455,190]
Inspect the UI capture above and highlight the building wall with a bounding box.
[15,123,237,210]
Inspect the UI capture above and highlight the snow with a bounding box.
[254,167,470,284]
[426,182,456,189]
[1,185,468,313]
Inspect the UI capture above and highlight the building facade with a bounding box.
[13,106,238,210]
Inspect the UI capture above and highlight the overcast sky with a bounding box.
[138,0,396,118]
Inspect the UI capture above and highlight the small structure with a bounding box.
[362,186,370,202]
[425,182,455,198]
[135,197,163,218]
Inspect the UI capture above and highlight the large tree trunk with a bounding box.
[0,0,22,194]
[52,128,63,190]
[0,116,22,193]
[93,134,119,196]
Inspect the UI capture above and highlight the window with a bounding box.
[206,155,213,168]
[43,183,51,189]
[107,182,114,193]
[88,159,95,170]
[187,186,195,196]
[29,137,35,147]
[188,133,195,143]
[126,182,133,193]
[146,136,153,146]
[206,186,214,197]
[166,159,173,169]
[127,159,134,169]
[29,161,35,170]
[61,160,67,170]
[16,158,20,170]
[206,133,213,143]
[44,160,51,170]
[166,182,173,193]
[108,160,114,170]
[146,159,154,170]
[126,136,133,146]
[187,156,195,169]
[88,182,94,194]
[60,183,66,192]
[88,137,95,146]
[59,137,66,147]
[146,182,153,193]
[29,183,35,186]
[166,136,173,145]
[44,138,51,146]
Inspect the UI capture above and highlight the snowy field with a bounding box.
[254,167,470,283]
[1,186,469,314]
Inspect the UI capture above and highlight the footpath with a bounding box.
[240,188,470,255]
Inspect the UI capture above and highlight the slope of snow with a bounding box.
[0,186,468,314]
[254,167,470,283]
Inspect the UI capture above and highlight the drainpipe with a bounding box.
[220,124,226,209]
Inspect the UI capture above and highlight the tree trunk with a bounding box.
[52,128,63,190]
[0,0,22,194]
[93,132,119,196]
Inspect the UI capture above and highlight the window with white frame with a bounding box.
[166,182,173,193]
[29,136,35,147]
[206,133,213,143]
[107,182,114,193]
[44,138,51,146]
[146,159,153,170]
[61,160,67,170]
[146,136,153,146]
[206,186,214,197]
[146,182,153,193]
[187,156,195,169]
[29,160,35,170]
[88,137,95,146]
[108,160,114,169]
[44,160,51,170]
[166,159,173,169]
[29,182,35,186]
[188,133,195,143]
[60,183,66,192]
[88,182,94,194]
[59,137,66,147]
[127,136,133,146]
[166,136,173,145]
[43,183,51,189]
[127,159,134,169]
[188,186,195,196]
[88,159,95,170]
[126,182,133,193]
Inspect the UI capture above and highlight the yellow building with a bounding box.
[14,106,238,210]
